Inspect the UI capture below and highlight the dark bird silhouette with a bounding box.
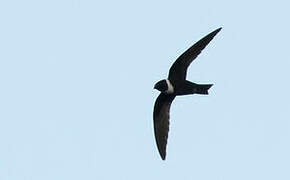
[153,27,222,160]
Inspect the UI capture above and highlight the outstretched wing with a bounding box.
[153,93,176,160]
[168,27,222,84]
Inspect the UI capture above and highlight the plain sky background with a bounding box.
[1,0,290,179]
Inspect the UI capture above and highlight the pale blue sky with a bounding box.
[1,0,290,179]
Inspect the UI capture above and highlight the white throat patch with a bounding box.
[165,79,174,94]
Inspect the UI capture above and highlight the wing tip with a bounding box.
[160,152,166,160]
[213,27,222,35]
[157,143,167,160]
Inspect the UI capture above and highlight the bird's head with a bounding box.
[154,80,167,92]
[154,79,174,94]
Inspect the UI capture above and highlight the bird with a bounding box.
[153,27,222,160]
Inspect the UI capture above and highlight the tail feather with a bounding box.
[195,84,213,95]
[177,81,213,95]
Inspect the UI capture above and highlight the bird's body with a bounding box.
[153,27,222,160]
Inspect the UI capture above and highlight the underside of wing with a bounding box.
[169,27,222,82]
[153,93,175,160]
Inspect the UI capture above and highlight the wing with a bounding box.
[168,27,222,83]
[153,93,176,160]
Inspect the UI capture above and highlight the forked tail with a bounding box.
[195,84,213,95]
[176,81,213,95]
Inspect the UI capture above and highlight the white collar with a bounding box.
[165,79,174,94]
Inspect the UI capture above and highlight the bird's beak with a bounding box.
[153,84,157,89]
